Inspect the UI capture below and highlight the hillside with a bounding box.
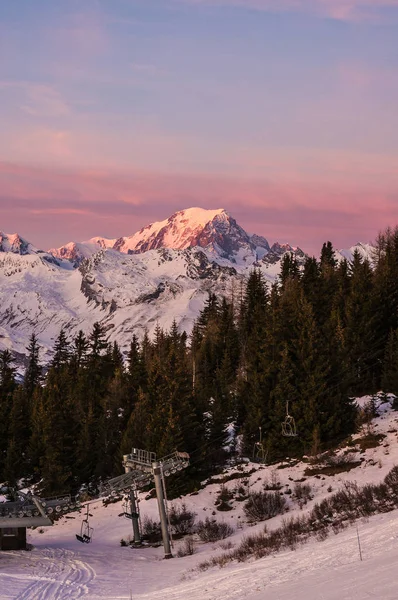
[1,393,397,599]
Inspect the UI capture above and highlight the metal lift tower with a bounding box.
[103,449,190,559]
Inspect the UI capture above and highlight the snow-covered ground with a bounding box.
[1,394,398,600]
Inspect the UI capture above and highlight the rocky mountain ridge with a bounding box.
[50,208,272,267]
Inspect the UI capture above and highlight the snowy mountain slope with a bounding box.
[0,208,378,362]
[335,242,377,266]
[48,241,103,268]
[0,231,59,264]
[0,246,244,362]
[1,393,397,599]
[0,231,38,255]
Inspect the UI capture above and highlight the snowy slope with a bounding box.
[0,231,59,264]
[335,242,376,266]
[48,241,103,267]
[1,394,398,599]
[0,246,244,362]
[0,231,39,255]
[0,208,376,362]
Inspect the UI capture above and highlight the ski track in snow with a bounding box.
[8,548,95,600]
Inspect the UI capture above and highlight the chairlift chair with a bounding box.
[281,401,297,437]
[76,505,93,543]
[252,427,267,463]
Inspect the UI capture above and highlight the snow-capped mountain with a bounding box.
[0,231,33,255]
[111,207,270,262]
[335,242,377,266]
[48,241,105,268]
[0,245,244,362]
[0,231,59,266]
[0,208,377,362]
[260,242,307,266]
[0,231,52,258]
[51,208,271,266]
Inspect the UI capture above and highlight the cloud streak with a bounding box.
[0,81,71,117]
[0,161,396,255]
[181,0,398,20]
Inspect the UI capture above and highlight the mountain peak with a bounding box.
[0,231,36,255]
[117,207,230,254]
[113,206,270,264]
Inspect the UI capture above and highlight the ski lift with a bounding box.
[122,497,134,520]
[252,427,267,463]
[76,504,93,544]
[281,401,297,437]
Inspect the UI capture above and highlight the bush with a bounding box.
[196,517,234,542]
[263,470,282,491]
[293,482,313,507]
[244,491,287,522]
[384,464,398,498]
[215,485,234,511]
[176,536,196,557]
[169,503,196,536]
[142,516,162,543]
[304,452,361,476]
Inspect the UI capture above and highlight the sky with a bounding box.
[1,0,397,255]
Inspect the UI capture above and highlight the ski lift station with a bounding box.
[0,491,76,550]
[0,447,189,557]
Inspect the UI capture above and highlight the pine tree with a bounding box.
[70,330,89,373]
[36,367,77,495]
[5,386,32,483]
[0,350,16,479]
[371,227,398,386]
[382,329,398,395]
[24,333,42,404]
[345,251,376,394]
[51,329,70,370]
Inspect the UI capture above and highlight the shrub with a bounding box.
[356,433,385,452]
[215,485,234,511]
[384,464,398,498]
[169,503,196,536]
[142,516,162,543]
[304,452,361,476]
[293,482,313,507]
[196,517,234,542]
[244,491,287,522]
[233,478,250,501]
[176,536,196,557]
[219,540,234,550]
[263,470,282,491]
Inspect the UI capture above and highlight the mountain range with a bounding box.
[0,207,375,363]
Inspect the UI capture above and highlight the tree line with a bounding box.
[1,227,398,497]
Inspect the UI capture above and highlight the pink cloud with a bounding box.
[0,161,396,255]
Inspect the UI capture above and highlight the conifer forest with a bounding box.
[1,228,398,499]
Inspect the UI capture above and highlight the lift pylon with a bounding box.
[102,448,190,558]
